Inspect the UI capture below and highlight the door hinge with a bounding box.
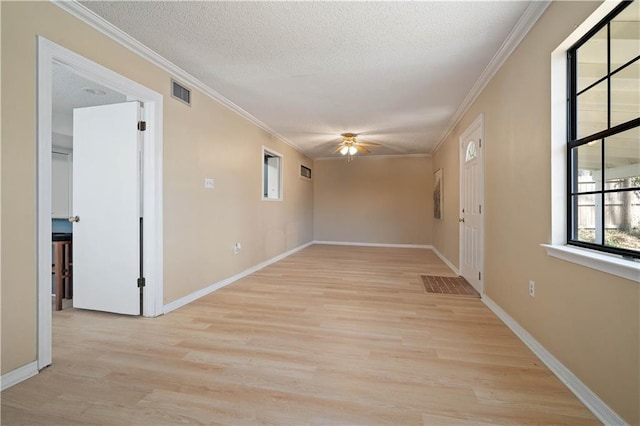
[479,138,482,148]
[479,272,481,280]
[479,205,482,214]
[137,121,147,131]
[137,277,146,288]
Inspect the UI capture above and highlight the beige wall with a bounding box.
[431,136,459,265]
[3,1,639,422]
[1,2,313,374]
[433,1,639,423]
[313,156,432,245]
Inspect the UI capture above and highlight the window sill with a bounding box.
[541,244,640,283]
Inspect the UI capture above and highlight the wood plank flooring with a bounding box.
[1,245,598,425]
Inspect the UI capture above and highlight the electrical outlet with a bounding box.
[233,242,241,255]
[204,178,214,189]
[529,280,535,297]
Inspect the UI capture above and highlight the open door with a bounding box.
[72,101,142,315]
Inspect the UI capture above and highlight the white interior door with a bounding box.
[72,101,142,315]
[459,117,484,293]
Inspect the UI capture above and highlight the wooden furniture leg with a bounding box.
[63,242,72,299]
[52,241,64,311]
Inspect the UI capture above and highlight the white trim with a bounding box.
[1,362,39,391]
[482,295,627,426]
[164,241,313,314]
[550,40,568,246]
[314,153,431,161]
[431,246,460,275]
[546,1,639,284]
[432,1,550,154]
[313,240,432,249]
[37,37,164,369]
[51,0,303,155]
[37,41,54,369]
[542,244,640,283]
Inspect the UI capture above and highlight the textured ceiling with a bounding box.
[79,1,533,157]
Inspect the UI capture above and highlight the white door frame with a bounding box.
[37,37,164,369]
[458,113,485,294]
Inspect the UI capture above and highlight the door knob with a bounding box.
[68,216,80,223]
[459,218,465,223]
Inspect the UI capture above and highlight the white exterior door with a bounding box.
[459,116,484,293]
[72,101,142,315]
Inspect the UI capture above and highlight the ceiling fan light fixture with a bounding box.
[340,146,349,155]
[82,87,107,96]
[348,146,357,155]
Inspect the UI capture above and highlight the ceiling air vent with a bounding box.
[171,79,191,106]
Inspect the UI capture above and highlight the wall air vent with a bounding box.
[300,165,312,180]
[171,79,191,106]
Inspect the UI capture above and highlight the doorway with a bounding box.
[51,64,128,312]
[459,114,485,294]
[37,37,164,369]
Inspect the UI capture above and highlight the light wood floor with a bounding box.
[2,245,598,425]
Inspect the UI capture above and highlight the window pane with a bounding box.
[611,60,640,126]
[604,127,640,189]
[574,193,602,244]
[604,190,640,251]
[574,140,603,191]
[577,26,608,93]
[465,141,477,162]
[577,79,608,138]
[568,1,640,257]
[610,0,640,71]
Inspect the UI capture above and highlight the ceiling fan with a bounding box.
[334,133,381,161]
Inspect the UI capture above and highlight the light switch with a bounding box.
[204,178,214,189]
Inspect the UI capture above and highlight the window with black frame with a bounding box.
[568,0,640,259]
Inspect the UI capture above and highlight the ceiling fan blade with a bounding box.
[355,145,370,154]
[356,141,381,147]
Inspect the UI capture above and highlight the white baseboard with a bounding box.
[1,361,39,391]
[482,295,626,426]
[313,240,432,249]
[163,241,314,314]
[430,246,459,275]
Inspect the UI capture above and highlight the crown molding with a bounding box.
[431,0,551,154]
[51,0,304,154]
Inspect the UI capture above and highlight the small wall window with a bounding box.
[300,164,312,180]
[263,148,283,200]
